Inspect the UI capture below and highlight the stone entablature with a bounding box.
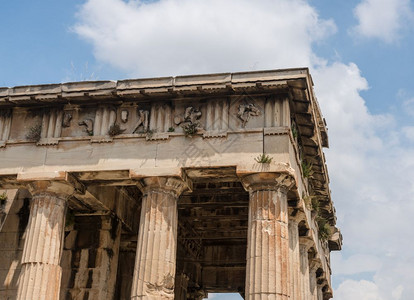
[0,68,341,300]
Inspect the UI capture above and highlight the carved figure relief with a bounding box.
[78,119,94,136]
[121,110,129,123]
[133,109,149,133]
[62,112,72,127]
[174,107,202,126]
[237,103,261,127]
[174,107,203,136]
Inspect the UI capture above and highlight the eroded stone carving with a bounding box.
[174,107,202,136]
[78,118,94,136]
[237,103,261,127]
[62,112,72,128]
[133,109,149,133]
[146,274,175,297]
[108,124,126,136]
[174,107,201,125]
[121,110,128,123]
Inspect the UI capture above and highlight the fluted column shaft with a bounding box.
[131,177,188,300]
[242,173,293,300]
[309,265,318,300]
[317,285,323,300]
[289,219,301,300]
[17,181,73,300]
[299,244,311,300]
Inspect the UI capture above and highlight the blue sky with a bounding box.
[1,1,414,299]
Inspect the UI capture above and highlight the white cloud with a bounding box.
[352,0,413,43]
[73,1,414,299]
[332,253,382,275]
[335,280,384,300]
[73,0,335,77]
[402,98,414,116]
[313,62,414,299]
[402,126,414,141]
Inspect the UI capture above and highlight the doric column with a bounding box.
[317,285,323,300]
[289,215,301,300]
[299,238,312,300]
[17,181,74,300]
[241,173,294,300]
[309,261,319,300]
[131,177,189,299]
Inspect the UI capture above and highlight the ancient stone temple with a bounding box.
[0,68,342,300]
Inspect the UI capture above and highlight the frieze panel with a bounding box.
[1,96,292,144]
[0,109,11,147]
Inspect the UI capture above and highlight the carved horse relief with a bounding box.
[237,103,261,127]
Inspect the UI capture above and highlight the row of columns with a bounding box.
[15,174,327,300]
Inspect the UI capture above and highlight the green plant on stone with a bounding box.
[0,192,7,202]
[311,196,320,213]
[108,124,125,137]
[303,194,320,212]
[182,123,198,137]
[26,124,42,142]
[303,194,312,210]
[316,216,331,241]
[167,127,175,132]
[291,123,298,139]
[255,153,273,164]
[301,161,313,178]
[0,192,7,209]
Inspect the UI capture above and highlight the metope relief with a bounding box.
[78,118,94,136]
[133,109,149,134]
[121,110,129,123]
[62,112,72,128]
[237,103,261,127]
[174,106,203,137]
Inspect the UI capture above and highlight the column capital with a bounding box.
[309,259,322,273]
[240,172,294,192]
[299,237,315,252]
[289,208,306,224]
[27,180,76,198]
[137,176,192,198]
